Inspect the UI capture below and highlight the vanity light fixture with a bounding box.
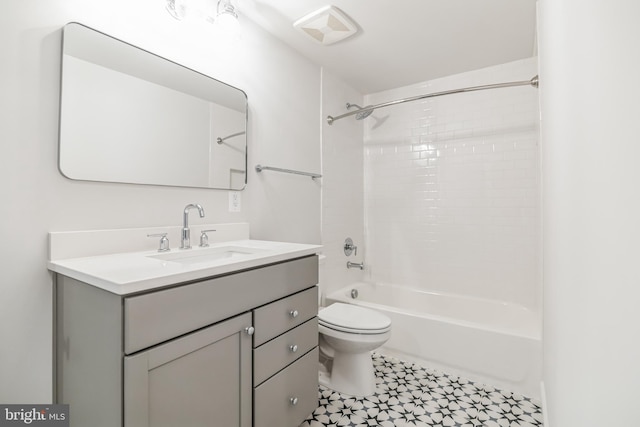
[165,0,240,29]
[216,0,240,30]
[166,0,187,20]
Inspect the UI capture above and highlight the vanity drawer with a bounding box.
[254,317,318,385]
[254,347,318,427]
[124,256,318,354]
[253,286,318,347]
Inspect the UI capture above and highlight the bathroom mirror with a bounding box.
[59,22,247,190]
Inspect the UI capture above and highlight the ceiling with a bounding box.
[240,0,538,94]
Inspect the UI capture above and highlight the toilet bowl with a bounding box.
[318,303,391,397]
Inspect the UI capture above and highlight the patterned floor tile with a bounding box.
[300,353,543,427]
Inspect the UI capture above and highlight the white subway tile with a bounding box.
[362,57,540,308]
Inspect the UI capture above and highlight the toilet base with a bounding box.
[319,350,377,397]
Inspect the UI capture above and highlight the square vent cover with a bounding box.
[293,5,358,46]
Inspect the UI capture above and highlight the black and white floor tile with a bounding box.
[300,353,543,427]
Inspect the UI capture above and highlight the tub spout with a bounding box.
[347,261,364,270]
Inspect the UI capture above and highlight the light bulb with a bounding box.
[166,0,186,20]
[216,0,240,35]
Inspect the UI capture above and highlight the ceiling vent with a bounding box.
[293,5,358,46]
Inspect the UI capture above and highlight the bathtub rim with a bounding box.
[325,281,542,341]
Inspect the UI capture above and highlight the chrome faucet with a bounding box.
[180,203,205,249]
[347,261,365,270]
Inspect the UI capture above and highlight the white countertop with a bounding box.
[48,239,322,295]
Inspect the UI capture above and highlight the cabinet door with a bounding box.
[124,313,252,427]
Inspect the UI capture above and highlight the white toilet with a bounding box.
[318,303,392,397]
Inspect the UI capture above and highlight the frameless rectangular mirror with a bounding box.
[59,22,247,190]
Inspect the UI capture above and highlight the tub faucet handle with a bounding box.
[344,237,358,256]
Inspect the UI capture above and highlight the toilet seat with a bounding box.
[319,303,391,335]
[319,319,392,335]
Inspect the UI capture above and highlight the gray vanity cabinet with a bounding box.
[55,255,319,427]
[124,313,252,427]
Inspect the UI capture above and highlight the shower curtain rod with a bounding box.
[326,75,539,125]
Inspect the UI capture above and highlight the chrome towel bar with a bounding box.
[216,131,246,144]
[255,164,322,180]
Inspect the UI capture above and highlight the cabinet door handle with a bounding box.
[244,326,255,336]
[289,309,299,318]
[289,397,298,406]
[289,344,298,353]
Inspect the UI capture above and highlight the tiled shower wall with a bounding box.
[363,58,540,309]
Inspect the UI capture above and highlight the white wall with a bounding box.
[539,0,640,425]
[0,0,320,402]
[320,69,365,300]
[363,58,540,309]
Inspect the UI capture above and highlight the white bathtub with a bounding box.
[325,282,542,399]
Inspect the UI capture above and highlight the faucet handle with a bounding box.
[199,229,217,247]
[147,233,170,252]
[344,237,358,256]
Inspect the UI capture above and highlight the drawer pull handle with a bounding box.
[289,344,298,353]
[290,397,298,406]
[289,310,299,318]
[244,326,255,336]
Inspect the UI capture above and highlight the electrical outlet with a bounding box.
[229,191,241,212]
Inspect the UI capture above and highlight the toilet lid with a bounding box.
[318,303,391,332]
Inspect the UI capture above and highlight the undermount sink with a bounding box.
[148,245,266,265]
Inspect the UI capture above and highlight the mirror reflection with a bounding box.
[59,22,247,190]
